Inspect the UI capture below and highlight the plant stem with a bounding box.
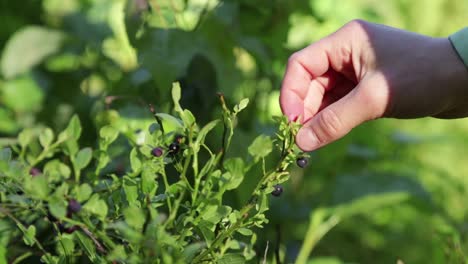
[294,215,340,264]
[192,204,254,263]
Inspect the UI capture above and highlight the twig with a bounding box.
[262,241,269,264]
[149,104,165,136]
[81,226,107,254]
[275,224,281,264]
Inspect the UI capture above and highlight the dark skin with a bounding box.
[280,20,468,151]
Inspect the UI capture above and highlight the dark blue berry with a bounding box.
[59,223,78,234]
[30,167,41,176]
[151,147,164,157]
[296,157,308,168]
[64,226,78,234]
[271,185,283,197]
[168,142,180,154]
[67,199,81,214]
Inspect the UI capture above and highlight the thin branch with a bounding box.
[81,226,107,254]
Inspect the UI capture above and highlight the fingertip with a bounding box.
[279,89,303,122]
[296,126,320,152]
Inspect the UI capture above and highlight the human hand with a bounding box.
[280,20,468,151]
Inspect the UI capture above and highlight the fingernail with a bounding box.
[296,127,319,151]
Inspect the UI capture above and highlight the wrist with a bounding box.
[432,37,468,118]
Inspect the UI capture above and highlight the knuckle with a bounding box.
[316,108,343,141]
[346,19,368,30]
[343,19,370,36]
[358,86,388,120]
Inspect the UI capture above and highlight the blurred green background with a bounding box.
[1,0,468,263]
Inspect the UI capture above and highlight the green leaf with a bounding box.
[44,160,71,182]
[123,176,139,205]
[0,244,7,264]
[58,115,81,142]
[75,147,92,170]
[130,148,141,173]
[2,76,44,112]
[201,204,232,224]
[99,126,119,145]
[155,113,184,130]
[18,129,34,148]
[106,245,127,262]
[0,108,18,134]
[75,183,93,202]
[48,196,67,219]
[183,242,206,262]
[237,227,252,236]
[233,98,249,113]
[1,26,65,79]
[141,165,157,195]
[256,193,269,214]
[172,82,182,112]
[24,175,49,200]
[102,0,137,71]
[197,220,215,246]
[22,225,36,246]
[218,253,246,264]
[40,254,58,264]
[55,235,75,257]
[222,158,245,190]
[83,194,108,220]
[39,128,54,148]
[76,231,97,262]
[194,120,220,152]
[63,139,79,157]
[181,109,196,127]
[124,206,145,230]
[248,135,272,159]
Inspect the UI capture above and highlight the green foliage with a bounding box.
[1,0,468,263]
[0,84,304,263]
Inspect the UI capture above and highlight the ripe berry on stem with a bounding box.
[296,157,308,168]
[64,226,78,234]
[168,142,180,154]
[67,199,82,215]
[151,147,164,157]
[30,167,41,176]
[271,185,283,197]
[59,223,78,234]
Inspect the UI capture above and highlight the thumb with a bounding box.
[296,84,381,151]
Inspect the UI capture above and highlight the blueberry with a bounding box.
[151,147,164,157]
[168,142,180,154]
[64,226,78,234]
[29,167,41,176]
[296,157,308,168]
[67,199,82,215]
[271,185,283,197]
[59,223,78,234]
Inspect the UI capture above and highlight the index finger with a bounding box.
[279,40,331,122]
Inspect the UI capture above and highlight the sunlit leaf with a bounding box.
[1,26,64,78]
